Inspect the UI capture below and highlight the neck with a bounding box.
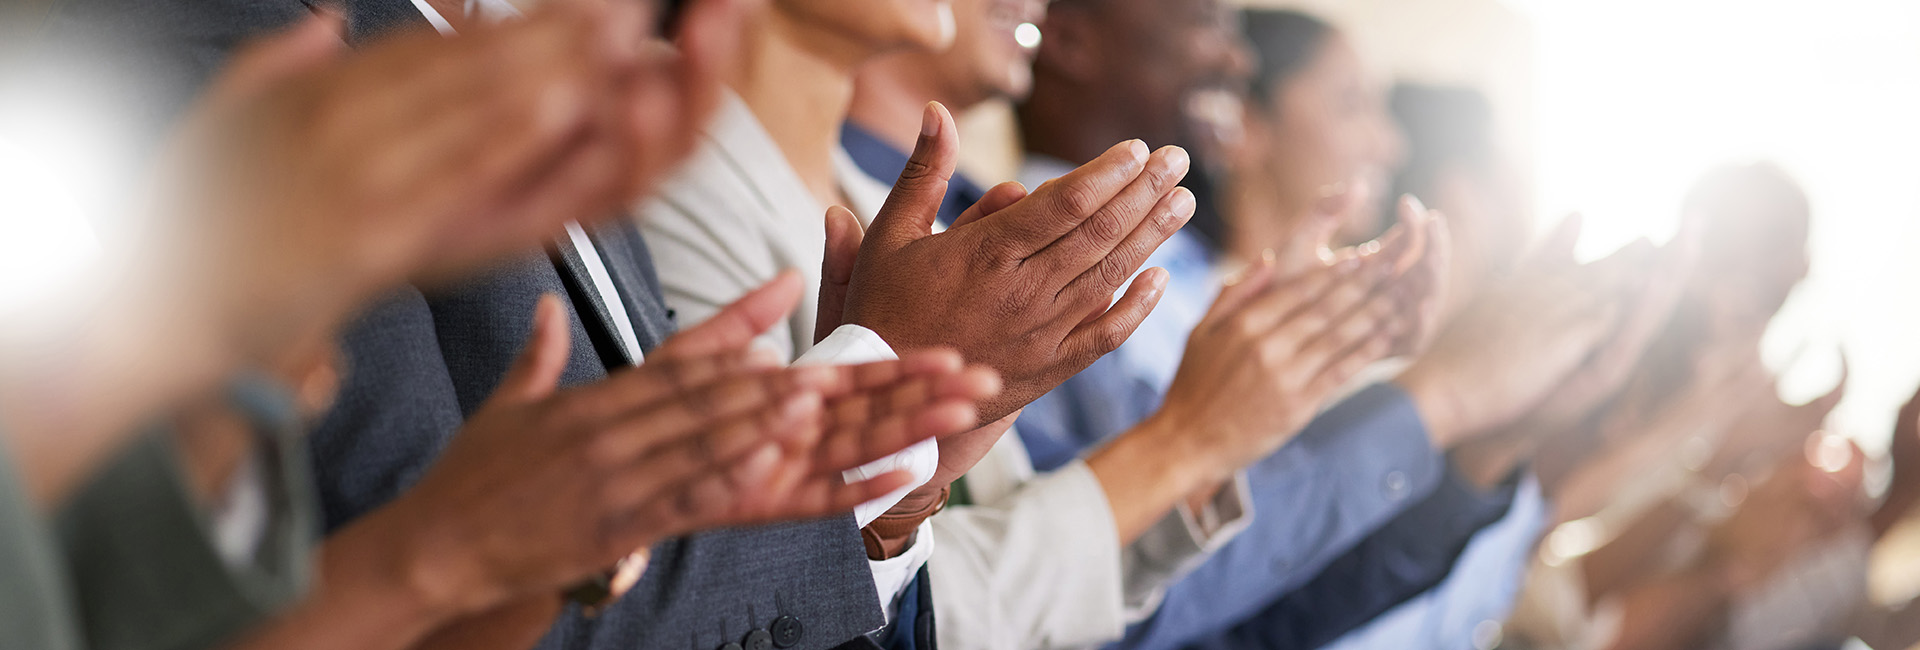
[732,11,867,207]
[1221,203,1308,266]
[850,53,975,154]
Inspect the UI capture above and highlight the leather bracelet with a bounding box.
[862,486,950,559]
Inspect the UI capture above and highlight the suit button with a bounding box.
[770,616,803,648]
[718,644,743,650]
[743,629,773,650]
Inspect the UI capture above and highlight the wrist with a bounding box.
[1393,366,1466,448]
[333,496,495,624]
[863,486,948,559]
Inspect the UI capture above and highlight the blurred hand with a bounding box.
[1504,222,1701,440]
[838,102,1193,424]
[1394,215,1626,447]
[151,0,741,369]
[1704,358,1845,479]
[1148,249,1410,475]
[345,274,996,619]
[1706,454,1858,592]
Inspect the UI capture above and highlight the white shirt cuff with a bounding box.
[1121,470,1254,621]
[791,324,940,527]
[869,519,936,626]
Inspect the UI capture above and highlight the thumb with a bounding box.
[497,294,572,402]
[867,101,960,250]
[815,206,865,343]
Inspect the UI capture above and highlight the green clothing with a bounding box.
[0,374,316,650]
[57,375,317,650]
[0,434,85,650]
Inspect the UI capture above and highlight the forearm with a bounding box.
[225,505,467,650]
[410,595,563,650]
[1087,413,1226,545]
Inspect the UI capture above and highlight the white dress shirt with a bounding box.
[637,90,938,619]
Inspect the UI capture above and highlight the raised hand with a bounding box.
[1392,214,1633,448]
[152,0,743,369]
[1155,247,1411,471]
[838,102,1194,424]
[331,275,996,623]
[1502,222,1701,442]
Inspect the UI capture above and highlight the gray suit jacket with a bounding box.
[40,2,892,648]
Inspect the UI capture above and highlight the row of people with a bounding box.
[5,0,1912,648]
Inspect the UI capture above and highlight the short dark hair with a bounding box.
[1241,9,1333,110]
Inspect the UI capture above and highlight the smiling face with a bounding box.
[933,0,1048,105]
[1256,35,1404,241]
[1040,0,1253,149]
[774,0,957,60]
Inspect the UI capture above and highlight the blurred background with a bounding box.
[950,0,1920,616]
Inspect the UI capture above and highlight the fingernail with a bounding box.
[1261,248,1277,264]
[921,102,941,138]
[1170,187,1196,216]
[1124,139,1148,162]
[1156,146,1191,176]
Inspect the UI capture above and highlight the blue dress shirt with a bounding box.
[844,131,1462,650]
[1185,464,1524,649]
[1316,474,1547,650]
[840,122,985,229]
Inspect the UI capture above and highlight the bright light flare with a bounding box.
[1526,0,1920,449]
[1014,22,1042,49]
[0,137,100,314]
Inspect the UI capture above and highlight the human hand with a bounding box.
[149,0,743,369]
[357,275,995,618]
[1394,215,1627,447]
[838,102,1194,424]
[1149,248,1412,477]
[1505,222,1701,441]
[1704,357,1845,479]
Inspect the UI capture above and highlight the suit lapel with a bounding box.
[547,238,641,370]
[295,0,431,44]
[586,220,676,352]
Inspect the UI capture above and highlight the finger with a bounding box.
[1032,146,1191,280]
[1303,311,1397,397]
[667,0,744,145]
[595,392,822,514]
[866,102,961,250]
[1203,251,1280,324]
[1053,184,1196,310]
[587,364,840,464]
[654,271,806,359]
[1295,296,1397,381]
[494,294,573,402]
[815,206,866,344]
[213,12,346,103]
[948,181,1029,230]
[1060,267,1169,366]
[819,395,981,472]
[1235,258,1369,336]
[980,139,1149,257]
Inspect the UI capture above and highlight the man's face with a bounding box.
[937,0,1048,104]
[1077,0,1253,148]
